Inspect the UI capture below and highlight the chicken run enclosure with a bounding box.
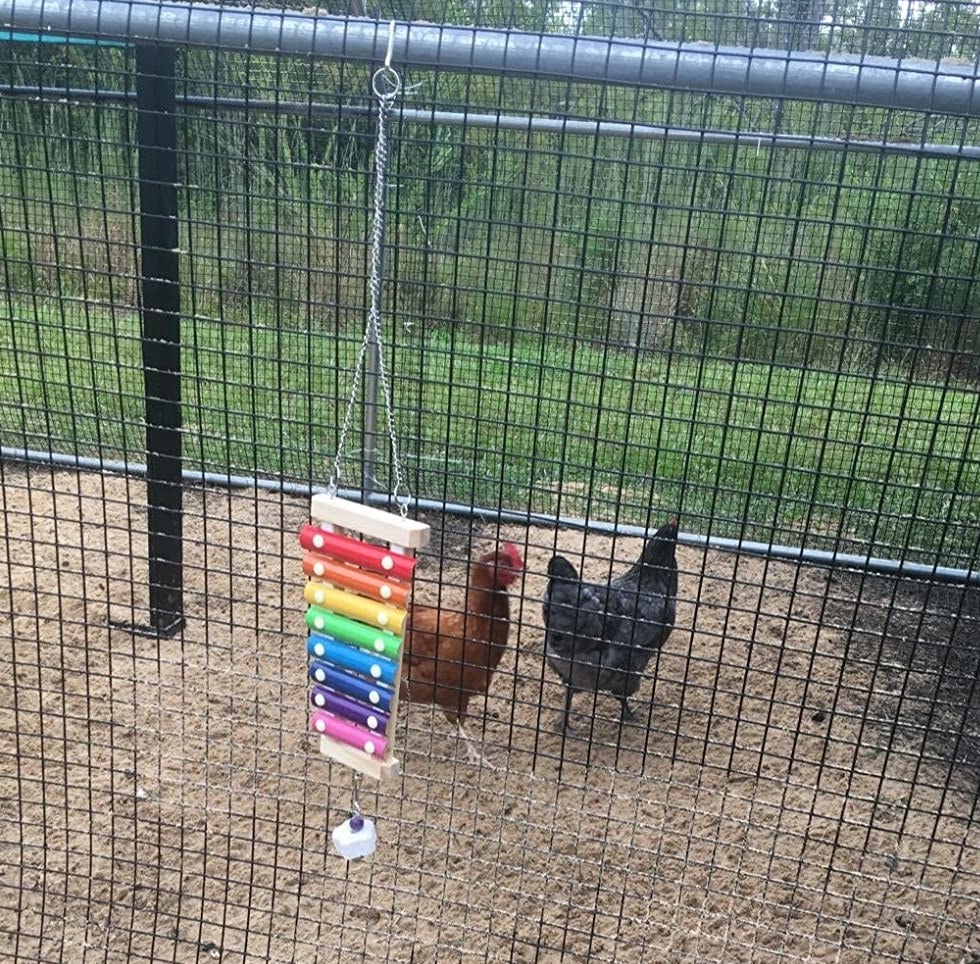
[4,0,980,960]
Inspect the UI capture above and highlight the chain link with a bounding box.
[351,770,363,818]
[330,43,410,516]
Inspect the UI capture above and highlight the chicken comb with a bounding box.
[502,541,525,569]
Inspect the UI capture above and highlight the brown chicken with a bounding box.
[399,542,524,765]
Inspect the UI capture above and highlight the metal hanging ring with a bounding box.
[372,65,401,99]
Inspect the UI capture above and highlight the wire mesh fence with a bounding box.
[1,1,979,961]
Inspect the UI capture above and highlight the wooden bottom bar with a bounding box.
[319,735,401,780]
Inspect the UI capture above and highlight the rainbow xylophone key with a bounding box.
[305,606,402,661]
[310,685,390,733]
[310,708,387,759]
[308,658,394,712]
[300,496,429,780]
[299,524,418,581]
[306,632,399,685]
[302,553,411,607]
[303,580,407,634]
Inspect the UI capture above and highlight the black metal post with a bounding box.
[129,44,183,636]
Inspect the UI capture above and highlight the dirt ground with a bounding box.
[1,465,978,963]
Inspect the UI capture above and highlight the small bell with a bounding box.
[332,812,377,860]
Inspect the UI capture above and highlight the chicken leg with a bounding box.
[559,690,638,735]
[619,697,636,723]
[456,721,495,769]
[556,685,580,736]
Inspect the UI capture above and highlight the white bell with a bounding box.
[332,815,377,860]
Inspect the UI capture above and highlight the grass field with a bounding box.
[3,48,980,571]
[2,297,979,568]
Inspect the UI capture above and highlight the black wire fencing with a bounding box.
[1,1,978,961]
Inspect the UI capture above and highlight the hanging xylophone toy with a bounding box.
[299,492,430,859]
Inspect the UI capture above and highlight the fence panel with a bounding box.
[1,3,978,962]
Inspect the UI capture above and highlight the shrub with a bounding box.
[860,166,980,373]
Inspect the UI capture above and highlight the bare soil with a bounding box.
[1,465,978,963]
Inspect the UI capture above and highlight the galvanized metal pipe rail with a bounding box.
[4,447,979,588]
[2,0,980,115]
[1,83,978,160]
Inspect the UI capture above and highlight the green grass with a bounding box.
[3,299,979,569]
[6,81,980,366]
[4,57,980,570]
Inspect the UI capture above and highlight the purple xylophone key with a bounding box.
[310,685,390,733]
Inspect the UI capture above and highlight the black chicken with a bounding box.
[542,520,679,735]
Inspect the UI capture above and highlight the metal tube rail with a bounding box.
[4,446,978,587]
[1,83,978,160]
[2,1,980,115]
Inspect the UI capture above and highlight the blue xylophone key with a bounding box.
[309,685,390,733]
[306,632,399,686]
[308,658,394,712]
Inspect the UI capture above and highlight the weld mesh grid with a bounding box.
[2,4,980,962]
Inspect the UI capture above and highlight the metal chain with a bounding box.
[330,27,410,516]
[351,770,363,818]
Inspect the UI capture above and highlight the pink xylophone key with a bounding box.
[310,708,388,758]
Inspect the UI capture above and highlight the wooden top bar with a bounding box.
[310,494,431,549]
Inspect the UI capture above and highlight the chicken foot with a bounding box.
[456,720,495,769]
[558,689,640,736]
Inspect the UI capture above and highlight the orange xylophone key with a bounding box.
[302,553,410,608]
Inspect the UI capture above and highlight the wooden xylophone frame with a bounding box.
[302,494,430,781]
